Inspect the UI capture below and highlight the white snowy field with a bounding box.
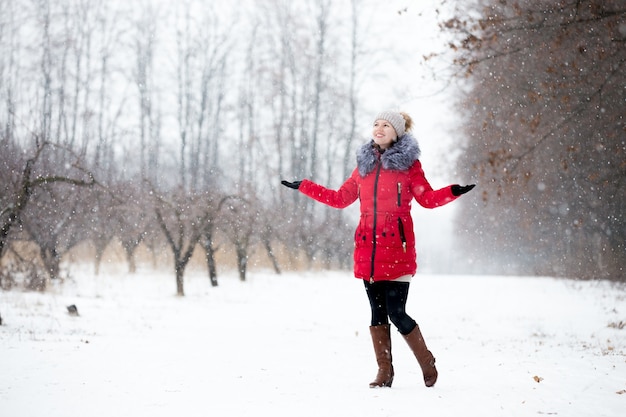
[1,265,625,417]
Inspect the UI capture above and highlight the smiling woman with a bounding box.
[282,109,475,388]
[372,111,410,149]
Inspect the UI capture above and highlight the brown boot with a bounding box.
[403,325,438,387]
[369,324,394,388]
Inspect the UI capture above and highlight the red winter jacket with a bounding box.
[299,134,458,282]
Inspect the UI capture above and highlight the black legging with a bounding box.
[364,280,417,335]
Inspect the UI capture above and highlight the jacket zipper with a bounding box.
[397,217,407,253]
[370,164,382,283]
[397,182,401,207]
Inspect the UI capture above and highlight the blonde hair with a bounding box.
[400,112,413,132]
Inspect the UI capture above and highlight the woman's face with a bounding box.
[372,119,397,150]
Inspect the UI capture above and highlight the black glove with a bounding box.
[281,180,302,190]
[451,184,476,196]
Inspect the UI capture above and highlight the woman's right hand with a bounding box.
[281,180,302,190]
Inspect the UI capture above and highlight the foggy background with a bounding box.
[1,0,624,294]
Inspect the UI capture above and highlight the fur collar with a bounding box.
[356,133,421,177]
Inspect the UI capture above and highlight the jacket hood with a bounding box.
[356,133,421,177]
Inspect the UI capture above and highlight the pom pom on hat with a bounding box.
[374,111,406,138]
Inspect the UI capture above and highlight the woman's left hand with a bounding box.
[451,184,476,196]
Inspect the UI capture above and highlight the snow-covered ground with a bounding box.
[1,265,625,417]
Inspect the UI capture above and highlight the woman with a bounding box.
[281,110,475,388]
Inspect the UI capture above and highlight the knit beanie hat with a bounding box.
[374,111,405,138]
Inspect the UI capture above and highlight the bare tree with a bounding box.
[0,141,95,289]
[91,0,128,179]
[219,194,257,282]
[22,186,84,285]
[153,189,207,296]
[307,0,332,183]
[173,1,233,193]
[258,207,282,275]
[342,0,363,180]
[199,212,221,287]
[111,185,150,274]
[131,2,162,186]
[0,0,23,143]
[83,187,116,275]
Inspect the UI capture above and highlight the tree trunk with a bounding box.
[202,239,219,287]
[122,236,142,274]
[236,245,247,282]
[263,237,281,275]
[93,236,111,276]
[175,261,185,296]
[40,245,60,281]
